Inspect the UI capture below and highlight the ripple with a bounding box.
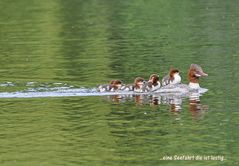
[0,88,135,98]
[0,82,208,100]
[0,82,15,87]
[0,87,206,101]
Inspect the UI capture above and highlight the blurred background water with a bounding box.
[0,0,239,165]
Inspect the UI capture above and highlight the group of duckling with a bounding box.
[97,68,181,93]
[97,64,208,93]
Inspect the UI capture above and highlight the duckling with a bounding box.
[146,74,161,91]
[97,79,122,92]
[162,68,181,86]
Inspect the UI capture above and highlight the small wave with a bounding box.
[0,82,15,87]
[0,82,208,99]
[0,88,203,99]
[0,88,136,98]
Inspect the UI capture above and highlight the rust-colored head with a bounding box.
[134,77,145,89]
[169,69,180,81]
[188,64,208,83]
[110,79,122,85]
[149,74,159,85]
[109,79,122,89]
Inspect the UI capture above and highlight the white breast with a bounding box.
[170,73,181,84]
[189,82,200,89]
[151,81,161,91]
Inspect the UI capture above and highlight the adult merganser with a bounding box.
[162,69,181,86]
[146,74,161,91]
[97,79,122,92]
[158,64,208,94]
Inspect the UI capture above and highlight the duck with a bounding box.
[146,74,161,91]
[162,68,181,86]
[158,64,208,93]
[133,77,148,92]
[97,79,123,92]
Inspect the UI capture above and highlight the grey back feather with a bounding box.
[162,75,170,86]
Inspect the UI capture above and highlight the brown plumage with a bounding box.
[188,64,208,83]
[148,74,160,86]
[134,77,145,90]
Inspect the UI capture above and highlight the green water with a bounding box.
[0,0,239,165]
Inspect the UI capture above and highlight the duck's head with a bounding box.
[169,68,181,83]
[110,79,122,89]
[170,69,180,78]
[169,68,181,84]
[188,64,208,83]
[149,74,160,85]
[134,77,145,89]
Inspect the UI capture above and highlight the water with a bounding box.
[0,0,239,165]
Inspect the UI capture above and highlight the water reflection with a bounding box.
[105,93,208,118]
[189,92,209,120]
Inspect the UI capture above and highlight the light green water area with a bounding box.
[0,0,239,165]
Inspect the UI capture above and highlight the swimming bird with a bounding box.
[133,77,148,92]
[146,74,161,91]
[162,68,181,86]
[97,79,123,92]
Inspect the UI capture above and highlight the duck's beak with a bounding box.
[202,72,208,77]
[191,64,208,77]
[195,71,208,77]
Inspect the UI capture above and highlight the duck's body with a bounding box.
[119,84,134,91]
[162,69,181,86]
[97,84,111,92]
[146,74,161,91]
[97,80,123,92]
[157,84,192,93]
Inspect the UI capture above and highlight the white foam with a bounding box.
[0,82,15,87]
[0,85,208,99]
[0,88,136,98]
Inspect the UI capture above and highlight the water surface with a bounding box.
[0,0,239,165]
